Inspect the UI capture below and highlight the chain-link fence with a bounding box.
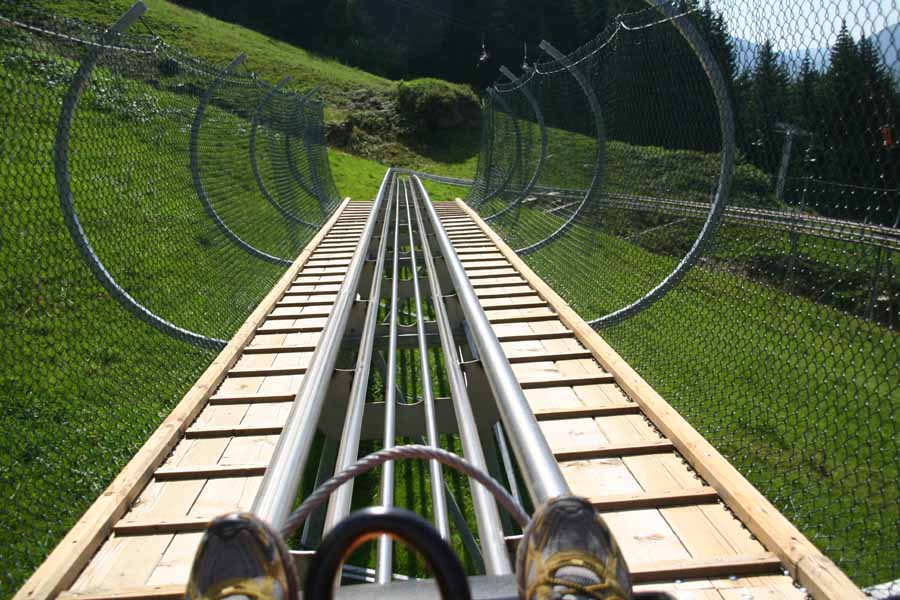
[466,0,899,592]
[0,3,341,595]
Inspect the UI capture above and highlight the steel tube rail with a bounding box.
[252,169,392,528]
[410,180,513,575]
[323,177,396,533]
[376,178,403,584]
[403,180,451,542]
[414,175,569,504]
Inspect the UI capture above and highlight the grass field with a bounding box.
[496,204,900,586]
[2,0,898,594]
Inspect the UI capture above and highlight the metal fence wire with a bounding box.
[0,2,341,595]
[466,0,900,593]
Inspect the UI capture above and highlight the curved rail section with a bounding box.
[283,87,328,208]
[189,52,292,267]
[54,1,227,349]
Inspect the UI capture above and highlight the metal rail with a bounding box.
[324,178,396,533]
[252,169,391,527]
[414,175,569,504]
[376,175,403,583]
[403,179,451,541]
[409,179,513,575]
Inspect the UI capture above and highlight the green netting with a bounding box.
[0,3,340,595]
[466,0,899,592]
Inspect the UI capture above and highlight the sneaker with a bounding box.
[516,495,631,600]
[185,512,298,600]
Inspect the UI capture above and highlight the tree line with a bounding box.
[173,0,898,223]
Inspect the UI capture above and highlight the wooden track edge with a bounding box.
[454,199,864,600]
[14,199,353,600]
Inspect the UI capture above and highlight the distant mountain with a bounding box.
[732,22,900,80]
[732,38,829,75]
[873,22,900,79]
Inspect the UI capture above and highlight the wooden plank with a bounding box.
[112,517,211,536]
[264,312,331,320]
[534,404,641,420]
[227,366,306,378]
[508,350,594,363]
[476,290,536,300]
[591,489,720,511]
[496,331,575,342]
[553,439,675,461]
[274,300,334,308]
[13,199,356,600]
[241,344,318,355]
[253,325,324,335]
[456,199,863,600]
[489,313,560,325]
[630,554,783,584]
[59,586,184,600]
[207,393,295,405]
[503,537,780,583]
[153,464,267,481]
[519,375,616,389]
[184,425,283,439]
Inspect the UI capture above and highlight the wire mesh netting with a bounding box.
[0,3,341,594]
[466,0,899,592]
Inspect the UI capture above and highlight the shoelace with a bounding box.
[527,552,628,600]
[542,576,627,600]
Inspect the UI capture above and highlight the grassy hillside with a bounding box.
[31,0,481,194]
[0,10,474,593]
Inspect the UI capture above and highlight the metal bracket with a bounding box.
[54,1,226,349]
[189,53,291,266]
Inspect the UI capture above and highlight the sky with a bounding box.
[715,0,898,50]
